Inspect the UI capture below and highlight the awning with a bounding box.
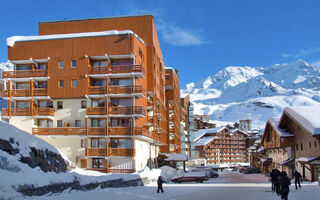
[298,156,320,165]
[279,158,294,166]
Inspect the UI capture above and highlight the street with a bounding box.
[28,172,320,200]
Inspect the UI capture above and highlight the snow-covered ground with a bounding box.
[23,172,320,200]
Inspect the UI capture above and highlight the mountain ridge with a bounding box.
[181,60,320,129]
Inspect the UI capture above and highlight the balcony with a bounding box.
[34,108,54,116]
[32,127,86,135]
[2,108,31,116]
[87,148,106,156]
[0,88,48,98]
[89,64,145,78]
[109,148,133,157]
[88,85,144,97]
[86,106,145,117]
[2,69,47,78]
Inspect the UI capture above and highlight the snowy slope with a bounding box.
[181,60,320,129]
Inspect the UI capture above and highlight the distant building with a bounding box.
[194,127,249,165]
[194,115,216,131]
[239,119,252,132]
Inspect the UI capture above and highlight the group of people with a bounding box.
[270,169,302,200]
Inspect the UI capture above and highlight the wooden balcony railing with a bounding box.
[33,88,48,96]
[109,148,133,156]
[89,64,144,75]
[32,127,86,135]
[2,69,47,78]
[87,148,106,156]
[1,88,48,97]
[2,108,31,116]
[33,108,54,116]
[88,85,144,95]
[86,106,145,116]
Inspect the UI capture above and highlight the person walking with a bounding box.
[270,169,277,192]
[278,171,291,200]
[157,176,166,193]
[294,170,302,190]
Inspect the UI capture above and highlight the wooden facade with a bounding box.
[1,15,181,173]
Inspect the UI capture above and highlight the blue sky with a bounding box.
[1,0,320,87]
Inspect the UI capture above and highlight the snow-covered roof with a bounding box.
[193,127,226,142]
[230,128,249,136]
[297,156,320,163]
[165,66,177,75]
[249,146,256,150]
[257,147,264,152]
[7,30,145,47]
[262,118,293,140]
[164,153,188,161]
[283,106,320,136]
[194,136,215,146]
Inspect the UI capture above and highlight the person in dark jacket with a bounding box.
[157,176,166,193]
[293,170,302,190]
[278,171,291,200]
[270,169,279,192]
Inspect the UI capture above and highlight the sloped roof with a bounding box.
[194,136,215,146]
[282,106,320,136]
[193,127,227,142]
[262,118,293,141]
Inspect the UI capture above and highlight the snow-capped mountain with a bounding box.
[181,60,320,129]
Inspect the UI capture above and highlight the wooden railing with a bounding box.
[32,127,86,135]
[2,69,47,78]
[34,108,54,116]
[86,168,135,173]
[87,148,106,156]
[109,148,133,156]
[86,106,145,116]
[1,88,48,97]
[88,85,144,95]
[89,64,144,75]
[2,108,31,116]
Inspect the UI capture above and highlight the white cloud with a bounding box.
[157,20,205,46]
[281,47,320,59]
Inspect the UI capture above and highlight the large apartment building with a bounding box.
[194,127,249,165]
[1,15,180,173]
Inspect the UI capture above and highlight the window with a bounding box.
[17,65,31,71]
[57,120,63,127]
[16,101,30,108]
[91,79,105,86]
[315,141,317,148]
[91,138,105,148]
[72,60,77,68]
[301,143,303,151]
[39,63,47,69]
[92,60,107,67]
[119,139,131,149]
[72,79,77,87]
[16,82,29,89]
[296,144,299,151]
[309,142,312,148]
[38,82,47,88]
[59,61,64,68]
[38,101,48,108]
[81,101,87,109]
[91,99,105,107]
[111,98,131,107]
[57,101,63,109]
[75,120,81,127]
[59,80,64,88]
[92,158,106,169]
[91,119,105,128]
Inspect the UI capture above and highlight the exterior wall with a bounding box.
[188,102,195,160]
[9,116,34,133]
[134,139,151,170]
[53,99,86,127]
[38,136,85,168]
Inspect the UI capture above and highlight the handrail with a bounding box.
[2,69,47,78]
[89,64,144,74]
[88,85,144,95]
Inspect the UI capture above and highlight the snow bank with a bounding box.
[7,30,145,47]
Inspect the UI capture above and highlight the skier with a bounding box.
[157,176,166,193]
[278,171,291,200]
[293,170,302,190]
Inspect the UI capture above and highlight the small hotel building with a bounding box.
[1,15,181,173]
